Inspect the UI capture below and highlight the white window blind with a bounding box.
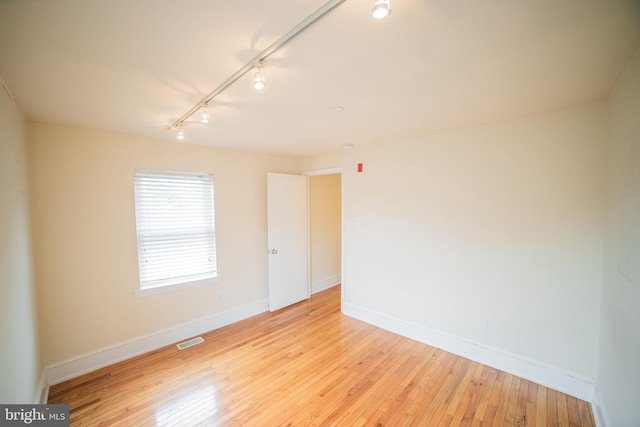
[134,169,217,290]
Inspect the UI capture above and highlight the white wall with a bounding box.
[28,123,303,367]
[309,174,341,292]
[597,51,640,427]
[0,84,41,403]
[304,103,606,384]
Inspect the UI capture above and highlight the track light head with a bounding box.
[372,0,391,18]
[167,122,185,140]
[253,67,266,90]
[200,103,210,123]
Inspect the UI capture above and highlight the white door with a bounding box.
[267,173,309,311]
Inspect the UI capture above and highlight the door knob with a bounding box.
[270,249,278,254]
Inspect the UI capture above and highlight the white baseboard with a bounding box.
[45,298,269,386]
[591,385,610,427]
[35,370,49,404]
[311,275,340,294]
[342,302,595,402]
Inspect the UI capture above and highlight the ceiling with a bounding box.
[1,0,639,157]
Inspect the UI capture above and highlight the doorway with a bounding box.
[266,169,344,312]
[306,168,343,306]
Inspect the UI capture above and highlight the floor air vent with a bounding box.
[176,336,205,350]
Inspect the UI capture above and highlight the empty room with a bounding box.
[1,0,639,426]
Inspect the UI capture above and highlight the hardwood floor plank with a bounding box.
[514,374,529,426]
[450,362,485,426]
[547,388,559,426]
[577,398,595,426]
[536,384,548,427]
[338,341,426,425]
[48,285,595,426]
[470,366,498,426]
[525,381,538,427]
[374,344,438,425]
[557,392,570,427]
[504,374,522,425]
[415,356,471,425]
[566,395,582,427]
[491,372,514,426]
[481,369,506,426]
[392,349,450,426]
[445,360,480,425]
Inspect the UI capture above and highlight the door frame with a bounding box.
[302,167,345,311]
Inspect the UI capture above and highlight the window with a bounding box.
[134,169,218,293]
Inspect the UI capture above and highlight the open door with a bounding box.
[267,173,309,311]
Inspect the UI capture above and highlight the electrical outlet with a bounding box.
[480,320,487,335]
[217,293,224,303]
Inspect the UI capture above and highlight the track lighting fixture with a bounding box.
[372,0,391,18]
[166,0,349,138]
[253,66,266,90]
[200,103,210,123]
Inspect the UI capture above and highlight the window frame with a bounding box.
[133,168,221,297]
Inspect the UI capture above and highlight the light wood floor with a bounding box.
[49,285,594,426]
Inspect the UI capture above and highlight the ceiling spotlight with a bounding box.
[253,66,266,90]
[177,125,185,140]
[372,0,391,18]
[200,103,209,123]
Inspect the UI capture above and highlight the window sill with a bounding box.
[133,275,223,297]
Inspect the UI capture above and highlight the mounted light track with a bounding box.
[167,0,348,139]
